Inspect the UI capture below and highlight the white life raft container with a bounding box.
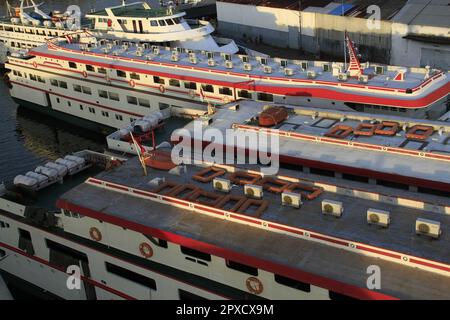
[35,166,59,180]
[45,162,68,177]
[64,155,85,166]
[25,171,49,185]
[14,175,38,188]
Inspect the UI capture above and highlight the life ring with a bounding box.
[32,61,37,69]
[129,79,136,88]
[188,90,196,98]
[89,227,102,242]
[82,71,88,78]
[139,242,153,258]
[159,84,165,93]
[246,277,263,295]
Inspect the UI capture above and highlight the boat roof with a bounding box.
[178,101,450,187]
[87,3,181,19]
[58,154,450,299]
[29,38,449,98]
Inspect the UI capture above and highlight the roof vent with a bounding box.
[244,184,263,199]
[263,65,272,74]
[338,73,348,81]
[367,208,390,227]
[213,178,231,193]
[281,192,302,209]
[359,75,369,83]
[284,68,294,76]
[321,200,343,217]
[416,218,441,239]
[208,59,216,67]
[243,63,252,71]
[307,70,316,79]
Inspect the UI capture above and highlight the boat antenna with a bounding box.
[342,0,347,71]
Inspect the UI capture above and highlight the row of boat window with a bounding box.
[0,25,65,37]
[68,62,274,102]
[5,40,37,49]
[96,17,182,27]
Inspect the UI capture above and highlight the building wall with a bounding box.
[217,1,449,68]
[390,23,450,69]
[217,2,392,63]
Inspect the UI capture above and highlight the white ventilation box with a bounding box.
[263,66,272,74]
[244,63,252,71]
[367,208,390,227]
[321,199,343,217]
[307,70,316,79]
[244,184,263,199]
[152,47,160,55]
[171,53,179,62]
[225,61,233,69]
[213,178,231,193]
[207,59,215,67]
[281,192,302,209]
[284,68,294,76]
[189,56,197,64]
[338,73,348,81]
[359,75,369,83]
[416,218,441,239]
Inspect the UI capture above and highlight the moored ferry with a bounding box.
[0,1,239,65]
[1,108,450,300]
[4,32,450,135]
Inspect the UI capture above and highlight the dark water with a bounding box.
[0,73,106,183]
[0,0,155,183]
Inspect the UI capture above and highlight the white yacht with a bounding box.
[0,1,239,65]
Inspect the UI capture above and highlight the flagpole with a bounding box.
[130,132,148,176]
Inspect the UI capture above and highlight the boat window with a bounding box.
[101,111,109,117]
[58,81,68,89]
[106,262,157,290]
[274,274,311,292]
[201,84,214,93]
[226,260,258,276]
[153,76,165,85]
[116,70,127,78]
[178,289,207,300]
[37,75,45,83]
[97,67,107,74]
[172,18,181,24]
[0,221,10,228]
[115,114,123,121]
[257,92,273,102]
[5,26,13,32]
[138,98,150,108]
[18,228,34,256]
[109,92,120,101]
[89,107,95,114]
[180,246,211,262]
[127,96,138,105]
[50,79,58,87]
[169,79,180,87]
[158,20,166,26]
[130,73,140,80]
[329,290,356,300]
[82,86,92,95]
[150,20,158,27]
[238,90,251,99]
[219,87,233,96]
[184,82,197,90]
[86,65,95,72]
[98,90,108,98]
[73,84,82,92]
[166,19,174,25]
[29,74,37,81]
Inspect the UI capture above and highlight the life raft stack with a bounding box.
[258,106,289,127]
[13,154,92,192]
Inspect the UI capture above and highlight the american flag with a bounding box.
[130,132,147,176]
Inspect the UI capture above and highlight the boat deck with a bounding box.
[33,38,449,96]
[59,156,450,299]
[178,101,450,187]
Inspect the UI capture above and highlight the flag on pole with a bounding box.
[130,132,147,176]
